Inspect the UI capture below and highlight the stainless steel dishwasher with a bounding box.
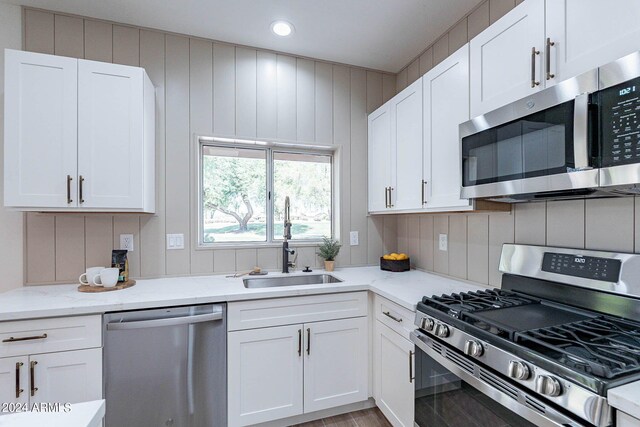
[103,304,226,427]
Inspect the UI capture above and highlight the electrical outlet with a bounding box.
[120,234,134,252]
[438,233,448,252]
[350,231,359,246]
[166,234,185,250]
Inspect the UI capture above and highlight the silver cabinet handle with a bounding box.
[306,328,311,355]
[409,351,415,383]
[3,333,47,343]
[66,175,73,204]
[546,38,555,80]
[388,187,394,208]
[384,187,389,208]
[15,362,23,398]
[531,47,540,88]
[421,180,428,205]
[29,361,37,397]
[106,311,222,330]
[79,175,85,203]
[298,329,302,357]
[383,311,403,323]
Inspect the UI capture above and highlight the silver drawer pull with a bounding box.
[383,311,403,323]
[3,333,48,343]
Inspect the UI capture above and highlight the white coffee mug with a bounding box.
[93,268,120,287]
[79,267,105,286]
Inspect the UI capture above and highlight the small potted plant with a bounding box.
[317,237,341,272]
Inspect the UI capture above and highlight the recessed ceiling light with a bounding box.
[271,21,294,37]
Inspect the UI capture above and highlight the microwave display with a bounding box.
[600,76,640,167]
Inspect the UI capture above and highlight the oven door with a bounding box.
[460,70,599,201]
[411,331,588,427]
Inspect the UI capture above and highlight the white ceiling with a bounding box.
[2,0,482,73]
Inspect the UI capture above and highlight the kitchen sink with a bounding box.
[243,274,343,288]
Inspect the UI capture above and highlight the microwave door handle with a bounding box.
[573,93,590,170]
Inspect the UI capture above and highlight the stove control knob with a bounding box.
[434,324,450,338]
[463,340,484,357]
[507,361,530,380]
[421,317,435,331]
[535,375,562,397]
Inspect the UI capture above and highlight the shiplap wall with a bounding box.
[21,8,398,285]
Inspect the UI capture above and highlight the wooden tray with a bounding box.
[78,279,136,293]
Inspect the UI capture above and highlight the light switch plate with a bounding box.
[166,233,185,250]
[350,231,359,246]
[120,234,134,252]
[438,233,448,252]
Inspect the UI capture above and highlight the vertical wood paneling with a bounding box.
[236,249,257,271]
[433,35,449,66]
[514,203,546,245]
[406,216,420,266]
[448,215,467,279]
[213,43,236,136]
[488,212,514,286]
[467,214,489,284]
[419,48,433,75]
[139,29,167,278]
[257,248,278,270]
[315,62,333,144]
[468,1,490,39]
[396,68,408,93]
[382,74,396,103]
[24,9,54,54]
[333,65,351,265]
[165,34,190,275]
[54,216,85,281]
[419,215,434,271]
[235,47,257,138]
[85,216,113,268]
[277,55,297,141]
[586,198,634,252]
[490,0,516,24]
[366,71,382,114]
[448,18,468,54]
[214,249,236,273]
[189,38,214,275]
[54,15,84,58]
[433,215,449,275]
[112,25,139,66]
[546,200,585,248]
[407,59,420,84]
[383,216,397,254]
[25,214,56,283]
[84,20,112,62]
[256,51,277,139]
[367,216,384,264]
[397,215,408,254]
[349,68,367,265]
[112,216,140,278]
[296,58,315,142]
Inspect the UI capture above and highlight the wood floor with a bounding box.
[293,407,392,427]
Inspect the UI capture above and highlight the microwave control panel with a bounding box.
[542,252,621,282]
[601,77,640,167]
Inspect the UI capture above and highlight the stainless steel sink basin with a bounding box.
[243,274,343,288]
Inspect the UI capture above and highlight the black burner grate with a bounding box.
[421,289,538,318]
[515,317,640,378]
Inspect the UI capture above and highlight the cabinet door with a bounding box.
[303,317,368,413]
[78,59,144,209]
[4,49,78,208]
[228,325,303,426]
[0,356,29,411]
[424,45,472,210]
[374,321,414,427]
[368,104,392,212]
[390,79,423,210]
[546,0,640,86]
[29,348,102,405]
[470,0,545,117]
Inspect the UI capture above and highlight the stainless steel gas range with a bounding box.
[411,244,640,427]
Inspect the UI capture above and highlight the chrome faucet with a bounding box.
[282,196,295,273]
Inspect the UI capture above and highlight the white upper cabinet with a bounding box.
[4,50,78,208]
[423,45,471,210]
[368,104,392,212]
[470,0,545,117]
[4,49,155,212]
[545,0,640,86]
[390,79,423,210]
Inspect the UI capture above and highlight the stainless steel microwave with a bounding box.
[460,51,640,202]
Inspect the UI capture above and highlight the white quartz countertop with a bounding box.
[0,266,487,321]
[608,381,640,420]
[0,400,105,427]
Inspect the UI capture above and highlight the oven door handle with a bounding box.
[410,331,589,427]
[572,92,590,170]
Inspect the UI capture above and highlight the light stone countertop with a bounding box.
[0,400,105,427]
[608,381,640,421]
[0,266,487,321]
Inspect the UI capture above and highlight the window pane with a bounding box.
[201,146,267,243]
[273,152,332,240]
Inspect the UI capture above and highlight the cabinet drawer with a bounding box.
[374,295,416,340]
[228,292,368,331]
[0,315,101,358]
[618,412,640,427]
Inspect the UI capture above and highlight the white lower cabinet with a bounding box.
[374,320,414,427]
[227,296,369,427]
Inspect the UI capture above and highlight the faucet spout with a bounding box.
[284,196,292,241]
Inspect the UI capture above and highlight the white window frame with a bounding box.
[197,136,337,248]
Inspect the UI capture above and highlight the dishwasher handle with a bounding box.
[106,310,223,330]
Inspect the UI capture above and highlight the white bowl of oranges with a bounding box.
[380,253,410,272]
